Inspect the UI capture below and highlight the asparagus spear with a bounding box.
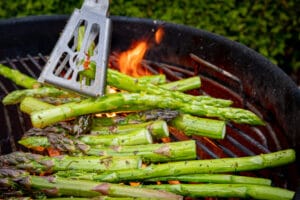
[82,140,196,163]
[30,92,264,128]
[145,183,295,200]
[92,109,179,126]
[135,74,166,85]
[91,120,169,139]
[160,76,201,92]
[23,116,92,137]
[0,168,29,198]
[107,68,232,107]
[0,152,142,173]
[0,64,41,89]
[169,114,226,139]
[79,128,153,146]
[55,171,271,186]
[19,128,153,150]
[20,96,55,114]
[90,149,295,182]
[19,133,89,153]
[2,87,78,105]
[145,174,271,185]
[24,123,73,137]
[21,104,172,133]
[1,170,182,199]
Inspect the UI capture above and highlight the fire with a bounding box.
[155,27,164,44]
[117,27,164,77]
[118,41,149,77]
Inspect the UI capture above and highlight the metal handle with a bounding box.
[82,0,109,16]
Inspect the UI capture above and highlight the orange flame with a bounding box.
[155,27,164,44]
[118,41,149,77]
[117,27,165,77]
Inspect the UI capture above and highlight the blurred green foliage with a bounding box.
[0,0,299,78]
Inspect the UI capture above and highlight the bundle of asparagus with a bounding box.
[0,58,296,200]
[1,23,296,199]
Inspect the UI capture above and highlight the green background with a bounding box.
[0,0,299,84]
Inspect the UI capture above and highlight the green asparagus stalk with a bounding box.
[79,128,153,146]
[23,115,92,137]
[107,68,232,107]
[160,76,201,91]
[19,133,88,153]
[145,183,295,200]
[145,174,271,185]
[30,92,264,128]
[2,87,77,105]
[91,120,169,139]
[136,74,166,85]
[19,128,153,150]
[31,176,181,199]
[85,140,196,163]
[1,170,182,199]
[169,114,226,139]
[0,152,142,173]
[92,109,179,126]
[20,96,55,114]
[0,64,41,89]
[38,96,85,104]
[90,149,295,182]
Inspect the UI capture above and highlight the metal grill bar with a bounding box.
[16,56,37,78]
[26,54,44,73]
[190,53,241,83]
[227,123,270,153]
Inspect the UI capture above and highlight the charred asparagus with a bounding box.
[0,152,142,173]
[19,135,196,163]
[19,128,153,148]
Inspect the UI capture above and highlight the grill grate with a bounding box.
[0,52,295,190]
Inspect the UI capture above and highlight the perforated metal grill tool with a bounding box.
[38,0,111,97]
